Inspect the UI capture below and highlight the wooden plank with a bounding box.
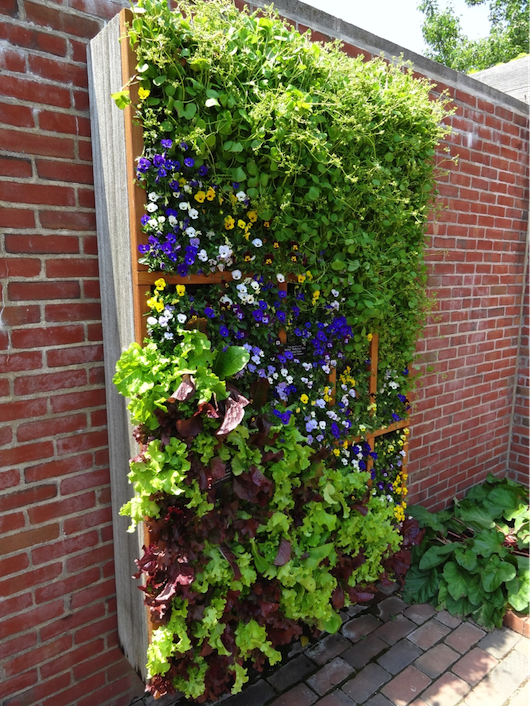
[87,13,148,677]
[119,8,147,345]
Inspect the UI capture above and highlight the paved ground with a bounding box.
[144,597,529,706]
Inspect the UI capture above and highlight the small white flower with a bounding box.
[219,245,232,259]
[331,289,339,297]
[251,355,260,364]
[232,269,242,281]
[168,215,178,227]
[389,381,398,389]
[281,368,288,377]
[220,295,233,305]
[206,230,215,239]
[177,314,187,324]
[276,273,285,283]
[146,202,158,212]
[157,216,166,224]
[179,201,189,210]
[147,316,157,326]
[246,294,255,304]
[273,372,278,379]
[148,218,158,228]
[198,249,208,261]
[286,375,293,384]
[188,208,199,219]
[251,238,263,248]
[148,192,160,201]
[236,283,247,293]
[319,421,326,430]
[236,190,247,202]
[185,227,196,237]
[250,281,259,291]
[164,332,174,340]
[217,263,225,271]
[183,184,192,193]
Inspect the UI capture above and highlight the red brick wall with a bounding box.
[0,1,527,704]
[509,271,529,487]
[0,1,145,704]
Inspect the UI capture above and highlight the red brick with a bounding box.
[78,187,95,208]
[39,110,91,137]
[5,233,80,254]
[0,398,47,423]
[46,257,99,278]
[2,207,35,228]
[83,279,100,299]
[6,672,72,706]
[1,670,39,700]
[70,578,115,609]
[0,598,63,638]
[0,75,71,108]
[66,542,113,573]
[57,429,108,456]
[60,468,109,496]
[0,631,37,661]
[25,1,102,37]
[0,511,25,534]
[17,413,87,442]
[29,55,88,88]
[45,301,101,321]
[36,159,94,184]
[270,683,318,706]
[87,323,103,341]
[14,369,86,395]
[0,154,32,176]
[0,46,25,72]
[78,136,92,161]
[39,209,96,230]
[0,19,67,56]
[75,615,117,645]
[0,552,28,580]
[25,454,94,485]
[11,324,85,349]
[39,638,105,680]
[0,562,62,599]
[32,530,99,566]
[50,388,106,413]
[35,567,100,605]
[63,508,112,538]
[0,256,41,277]
[0,181,75,206]
[0,483,56,512]
[0,441,54,468]
[9,280,80,301]
[0,469,20,492]
[28,491,95,525]
[40,602,105,643]
[90,408,107,427]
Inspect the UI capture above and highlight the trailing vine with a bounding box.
[112,0,452,700]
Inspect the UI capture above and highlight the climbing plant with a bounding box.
[113,0,451,700]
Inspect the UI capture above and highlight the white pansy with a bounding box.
[198,249,208,261]
[148,192,160,201]
[246,294,255,304]
[179,201,189,210]
[147,316,157,326]
[188,208,199,219]
[146,202,158,212]
[281,368,288,377]
[236,284,247,293]
[157,216,166,224]
[177,314,187,324]
[219,245,232,258]
[220,295,233,305]
[164,332,174,340]
[231,270,242,280]
[251,238,263,248]
[185,227,196,237]
[236,190,246,202]
[286,375,293,384]
[276,273,285,283]
[250,281,259,291]
[168,215,178,227]
[217,263,225,271]
[183,184,192,193]
[148,218,158,228]
[331,289,339,297]
[389,381,399,389]
[319,421,326,429]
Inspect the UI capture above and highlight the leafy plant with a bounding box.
[403,474,529,628]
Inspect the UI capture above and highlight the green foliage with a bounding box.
[419,0,529,72]
[127,0,452,378]
[404,474,530,627]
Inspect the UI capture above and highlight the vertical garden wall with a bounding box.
[92,0,453,699]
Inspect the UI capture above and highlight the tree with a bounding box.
[419,0,529,72]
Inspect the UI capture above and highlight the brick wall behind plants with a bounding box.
[0,0,527,705]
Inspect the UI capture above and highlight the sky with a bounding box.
[300,0,492,55]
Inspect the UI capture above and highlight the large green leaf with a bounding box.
[506,570,530,612]
[454,500,495,530]
[402,566,439,604]
[408,505,449,533]
[322,610,342,634]
[419,543,457,570]
[472,529,505,558]
[482,555,516,593]
[443,561,472,601]
[484,487,527,522]
[212,346,250,380]
[454,547,477,572]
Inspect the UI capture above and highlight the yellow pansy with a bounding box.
[206,187,216,201]
[176,285,186,296]
[404,428,410,435]
[306,271,313,280]
[367,333,373,342]
[333,448,340,457]
[312,290,320,301]
[224,216,235,230]
[247,210,257,222]
[194,191,206,203]
[237,219,246,229]
[154,278,166,291]
[179,177,186,187]
[300,394,309,404]
[138,87,150,101]
[298,274,306,284]
[147,297,157,309]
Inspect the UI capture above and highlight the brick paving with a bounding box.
[146,597,529,706]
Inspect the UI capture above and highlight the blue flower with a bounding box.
[158,167,167,177]
[184,157,195,168]
[204,307,215,318]
[137,157,151,173]
[252,310,263,322]
[180,142,189,151]
[198,165,208,176]
[277,311,286,323]
[177,263,188,276]
[278,291,287,299]
[153,154,164,167]
[161,139,173,149]
[398,394,407,403]
[220,325,229,337]
[138,244,149,254]
[141,214,150,226]
[258,300,267,310]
